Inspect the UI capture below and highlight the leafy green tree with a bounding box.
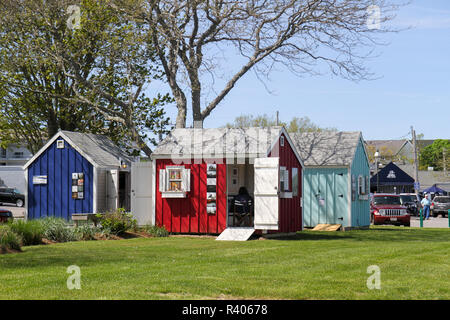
[419,139,450,171]
[0,0,171,156]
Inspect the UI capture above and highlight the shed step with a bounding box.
[216,227,255,241]
[312,224,342,231]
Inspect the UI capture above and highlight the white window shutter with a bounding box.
[182,168,191,192]
[159,169,167,192]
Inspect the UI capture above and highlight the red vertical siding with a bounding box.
[155,159,227,234]
[269,133,303,233]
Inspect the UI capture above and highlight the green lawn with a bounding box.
[1,226,449,300]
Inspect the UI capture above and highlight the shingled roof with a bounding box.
[24,131,134,169]
[152,127,283,157]
[291,131,362,166]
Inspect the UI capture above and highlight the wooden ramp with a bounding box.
[216,228,255,241]
[312,224,342,231]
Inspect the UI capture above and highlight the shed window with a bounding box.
[159,166,190,198]
[280,166,289,192]
[358,175,369,195]
[292,168,299,197]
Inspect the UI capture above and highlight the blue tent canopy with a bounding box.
[370,162,414,186]
[422,184,446,194]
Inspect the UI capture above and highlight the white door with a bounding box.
[131,162,153,226]
[254,157,279,230]
[106,169,119,211]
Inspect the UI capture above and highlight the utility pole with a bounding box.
[411,126,420,195]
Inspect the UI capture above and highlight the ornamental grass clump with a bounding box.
[7,220,44,246]
[40,218,78,243]
[0,225,22,252]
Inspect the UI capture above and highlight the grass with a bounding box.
[0,226,449,300]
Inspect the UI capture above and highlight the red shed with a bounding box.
[151,127,304,239]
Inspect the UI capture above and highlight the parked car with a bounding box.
[0,187,25,207]
[399,193,421,216]
[0,209,13,223]
[431,196,450,218]
[370,194,410,227]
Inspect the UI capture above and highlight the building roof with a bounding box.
[290,131,362,166]
[365,140,408,155]
[24,131,134,169]
[152,127,284,158]
[396,163,450,191]
[370,162,415,186]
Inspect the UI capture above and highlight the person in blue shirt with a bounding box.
[421,194,431,220]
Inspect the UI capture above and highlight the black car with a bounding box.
[0,187,25,207]
[399,193,421,216]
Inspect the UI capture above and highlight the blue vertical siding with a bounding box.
[350,138,371,227]
[27,138,93,220]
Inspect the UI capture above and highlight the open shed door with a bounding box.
[254,157,279,230]
[106,169,119,211]
[131,162,153,226]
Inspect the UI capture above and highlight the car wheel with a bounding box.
[16,199,24,207]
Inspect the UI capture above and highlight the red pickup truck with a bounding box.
[370,194,410,227]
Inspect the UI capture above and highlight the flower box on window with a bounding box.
[159,166,191,198]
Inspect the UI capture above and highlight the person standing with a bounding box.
[421,194,431,220]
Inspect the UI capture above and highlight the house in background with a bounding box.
[0,143,33,194]
[370,162,415,194]
[0,143,33,167]
[292,131,371,230]
[365,139,435,171]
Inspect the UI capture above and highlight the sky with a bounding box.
[151,0,450,141]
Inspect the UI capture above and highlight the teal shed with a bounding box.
[292,131,370,229]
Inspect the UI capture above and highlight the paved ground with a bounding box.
[0,204,26,219]
[410,216,449,228]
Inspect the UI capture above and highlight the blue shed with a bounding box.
[23,131,134,220]
[292,131,371,229]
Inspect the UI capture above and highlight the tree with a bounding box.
[419,139,450,171]
[112,0,401,128]
[225,114,334,133]
[0,0,171,156]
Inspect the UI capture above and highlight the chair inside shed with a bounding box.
[226,162,254,228]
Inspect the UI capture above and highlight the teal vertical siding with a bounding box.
[350,138,371,227]
[303,167,348,227]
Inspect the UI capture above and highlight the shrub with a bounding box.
[74,225,102,241]
[40,218,78,243]
[0,226,22,252]
[144,225,169,238]
[7,220,44,246]
[96,208,137,235]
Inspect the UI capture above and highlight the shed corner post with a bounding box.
[152,158,156,226]
[93,166,98,214]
